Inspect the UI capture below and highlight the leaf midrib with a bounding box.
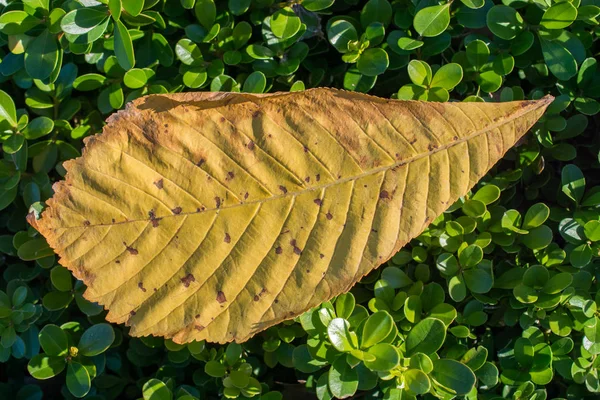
[55,97,551,230]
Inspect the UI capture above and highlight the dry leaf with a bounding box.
[29,88,552,343]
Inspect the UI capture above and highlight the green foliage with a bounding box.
[0,0,599,398]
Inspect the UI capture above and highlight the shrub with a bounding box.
[0,0,599,399]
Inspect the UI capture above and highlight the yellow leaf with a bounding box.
[28,89,552,343]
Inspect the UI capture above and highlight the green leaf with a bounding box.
[405,318,446,356]
[66,362,91,398]
[562,164,585,204]
[303,0,334,11]
[407,60,432,86]
[24,30,59,80]
[327,20,358,53]
[109,0,122,21]
[542,272,573,294]
[114,20,135,70]
[0,90,17,128]
[363,343,399,372]
[73,73,107,91]
[430,359,476,396]
[397,37,423,51]
[361,311,393,349]
[194,0,216,30]
[413,5,451,37]
[39,324,68,356]
[27,354,66,379]
[78,323,115,357]
[404,294,422,323]
[51,266,73,292]
[22,117,54,140]
[123,0,144,17]
[436,253,459,276]
[584,221,600,242]
[522,203,550,230]
[143,378,173,400]
[486,6,524,40]
[540,37,577,81]
[466,40,489,70]
[17,238,54,260]
[522,225,553,250]
[459,244,483,267]
[460,0,485,9]
[430,63,463,90]
[449,275,467,302]
[335,293,355,320]
[463,268,493,293]
[60,8,108,35]
[271,7,301,39]
[182,67,207,89]
[361,0,392,28]
[123,68,148,89]
[356,48,389,77]
[570,243,593,268]
[514,337,534,368]
[328,356,358,398]
[403,369,431,394]
[541,2,578,30]
[0,11,42,35]
[328,318,356,352]
[205,360,226,377]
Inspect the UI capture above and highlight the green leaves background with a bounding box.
[0,0,599,399]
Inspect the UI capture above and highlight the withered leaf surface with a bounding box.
[29,89,552,343]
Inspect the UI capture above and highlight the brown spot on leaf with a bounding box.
[316,174,321,181]
[138,282,146,292]
[215,197,221,208]
[217,291,227,303]
[279,185,287,194]
[314,198,322,206]
[294,246,302,255]
[253,295,260,301]
[453,136,459,141]
[305,176,310,183]
[380,191,390,199]
[326,212,333,220]
[197,159,205,167]
[181,273,195,288]
[83,220,90,226]
[227,171,234,180]
[149,210,161,227]
[252,110,260,118]
[320,253,324,259]
[247,140,255,150]
[130,310,136,316]
[172,207,182,215]
[428,144,437,151]
[154,179,163,189]
[195,325,205,332]
[219,117,225,122]
[124,242,138,255]
[275,246,282,254]
[274,299,279,304]
[195,314,200,318]
[244,192,249,200]
[303,146,309,153]
[115,260,120,264]
[224,233,231,243]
